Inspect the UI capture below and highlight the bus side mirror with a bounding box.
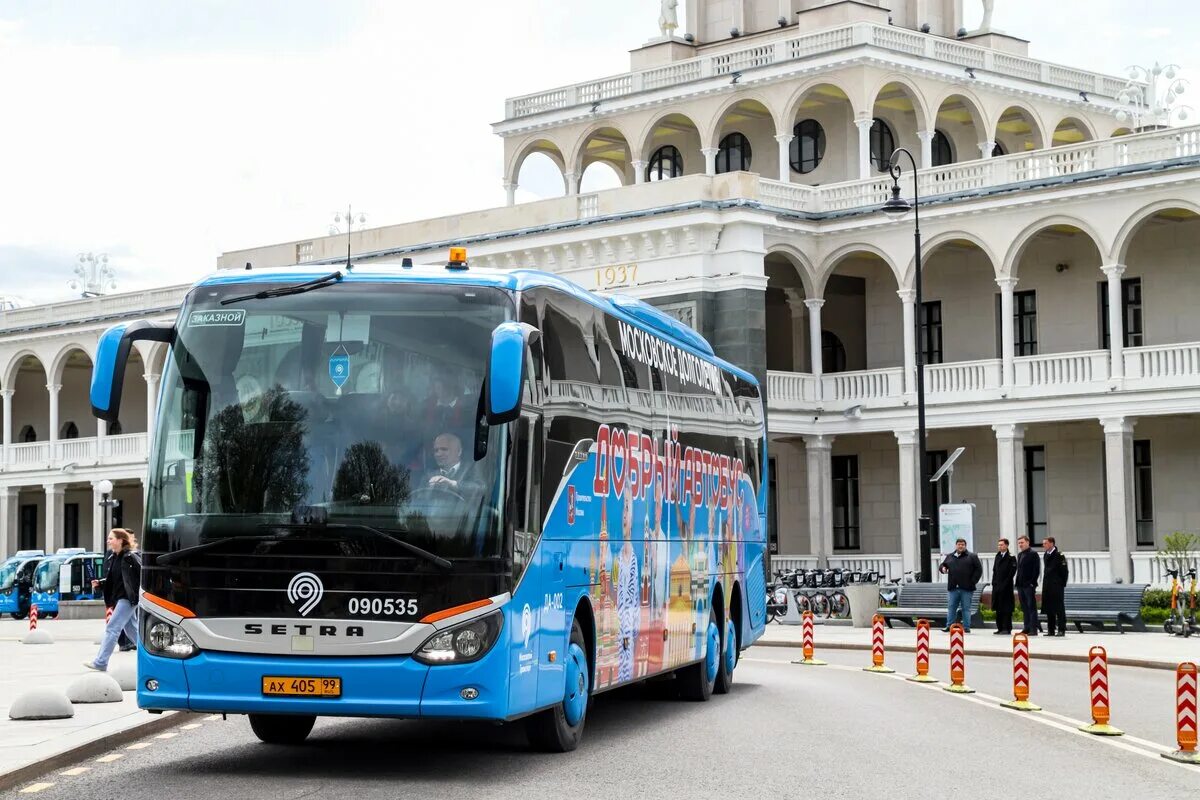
[91,321,175,423]
[485,322,540,426]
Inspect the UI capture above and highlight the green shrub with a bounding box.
[1142,589,1173,609]
[1141,607,1170,625]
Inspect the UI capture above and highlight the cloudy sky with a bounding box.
[0,0,1193,304]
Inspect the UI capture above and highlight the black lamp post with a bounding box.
[880,148,932,582]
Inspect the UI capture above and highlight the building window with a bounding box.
[869,118,895,172]
[1098,277,1143,349]
[768,457,779,554]
[919,301,943,364]
[716,132,752,173]
[991,141,1007,158]
[1134,440,1154,547]
[646,145,683,181]
[931,130,954,167]
[790,119,826,174]
[996,289,1039,357]
[61,421,79,440]
[821,331,847,373]
[19,505,37,550]
[295,241,314,264]
[1024,445,1047,545]
[64,503,80,549]
[19,425,36,443]
[832,455,860,550]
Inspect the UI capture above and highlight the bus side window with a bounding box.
[512,414,543,575]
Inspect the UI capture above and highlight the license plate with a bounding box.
[261,676,341,698]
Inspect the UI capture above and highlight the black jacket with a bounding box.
[1043,548,1069,591]
[100,549,141,606]
[992,551,1017,593]
[939,550,983,591]
[1015,548,1040,588]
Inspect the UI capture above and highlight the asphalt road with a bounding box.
[7,648,1199,799]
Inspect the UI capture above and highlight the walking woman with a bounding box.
[84,528,141,671]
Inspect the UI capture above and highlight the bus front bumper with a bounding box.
[137,646,510,720]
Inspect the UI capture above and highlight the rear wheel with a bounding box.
[248,713,315,745]
[677,608,719,701]
[714,610,737,695]
[526,618,589,752]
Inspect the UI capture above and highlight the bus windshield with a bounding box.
[33,561,60,592]
[0,563,18,590]
[147,280,514,564]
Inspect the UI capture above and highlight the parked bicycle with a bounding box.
[1164,568,1198,637]
[878,571,916,607]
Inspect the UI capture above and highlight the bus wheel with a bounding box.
[677,609,719,701]
[249,713,315,745]
[526,618,589,752]
[714,613,737,695]
[9,613,22,620]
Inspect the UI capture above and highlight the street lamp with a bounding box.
[1115,63,1192,130]
[879,148,933,582]
[329,207,367,268]
[69,252,117,298]
[97,478,116,536]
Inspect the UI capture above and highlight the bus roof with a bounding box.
[193,263,759,387]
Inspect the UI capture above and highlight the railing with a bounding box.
[0,433,149,473]
[0,286,186,332]
[7,442,49,468]
[925,359,999,395]
[825,368,901,402]
[1124,342,1200,381]
[504,21,1135,120]
[1066,551,1114,584]
[101,433,148,463]
[770,554,819,573]
[1015,350,1109,388]
[765,371,817,407]
[1132,552,1200,588]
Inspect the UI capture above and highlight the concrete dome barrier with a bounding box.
[9,689,75,720]
[22,629,54,645]
[66,673,124,704]
[111,663,138,692]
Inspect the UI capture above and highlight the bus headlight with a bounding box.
[143,615,198,659]
[414,611,502,665]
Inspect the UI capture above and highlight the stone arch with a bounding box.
[764,245,817,373]
[506,136,568,195]
[636,111,704,176]
[48,343,95,386]
[6,352,48,444]
[814,247,902,374]
[1110,126,1135,138]
[1112,199,1200,265]
[867,75,932,131]
[1002,216,1109,278]
[765,243,818,298]
[567,122,635,188]
[817,243,901,295]
[931,89,988,163]
[903,230,999,287]
[702,92,780,149]
[991,103,1047,153]
[1051,115,1097,147]
[782,79,861,130]
[2,349,45,391]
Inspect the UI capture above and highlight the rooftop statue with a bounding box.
[659,0,679,38]
[980,0,995,32]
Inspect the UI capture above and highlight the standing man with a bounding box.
[991,538,1017,635]
[939,538,983,633]
[1041,536,1069,636]
[1015,536,1041,635]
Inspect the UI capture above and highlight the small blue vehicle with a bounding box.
[29,548,106,617]
[0,550,47,619]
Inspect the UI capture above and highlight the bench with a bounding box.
[1036,583,1149,634]
[876,583,986,629]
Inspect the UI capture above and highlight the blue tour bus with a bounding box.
[90,254,767,751]
[29,548,106,616]
[0,550,46,619]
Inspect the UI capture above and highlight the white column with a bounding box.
[805,298,824,400]
[917,129,935,169]
[774,133,793,182]
[783,289,808,372]
[47,383,61,444]
[898,289,916,394]
[503,181,517,207]
[1,389,11,468]
[43,483,63,553]
[1,487,18,558]
[632,160,647,184]
[144,371,161,443]
[996,277,1018,388]
[1102,264,1127,380]
[1101,417,1136,583]
[91,481,108,553]
[564,172,579,196]
[895,430,921,574]
[993,423,1027,543]
[804,434,834,565]
[978,140,997,159]
[855,117,873,179]
[701,147,719,176]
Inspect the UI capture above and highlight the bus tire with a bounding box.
[249,713,315,745]
[526,618,589,753]
[677,608,719,702]
[714,611,737,695]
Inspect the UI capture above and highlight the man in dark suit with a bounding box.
[423,433,474,491]
[991,538,1017,635]
[1015,535,1041,635]
[1041,536,1069,636]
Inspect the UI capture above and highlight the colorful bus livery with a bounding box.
[90,258,767,752]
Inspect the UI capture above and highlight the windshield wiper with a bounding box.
[155,534,285,566]
[219,270,343,305]
[287,522,453,571]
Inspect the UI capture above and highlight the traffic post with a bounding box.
[792,610,826,666]
[907,618,937,683]
[943,623,974,694]
[1079,646,1123,735]
[863,614,895,673]
[1000,632,1041,711]
[29,604,38,632]
[1163,662,1200,764]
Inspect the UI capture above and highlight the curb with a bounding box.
[0,711,198,792]
[752,639,1177,671]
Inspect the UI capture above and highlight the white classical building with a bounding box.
[3,0,1199,585]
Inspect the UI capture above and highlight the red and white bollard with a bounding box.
[944,623,974,694]
[907,618,937,683]
[1163,662,1200,764]
[863,614,895,673]
[1001,632,1041,711]
[1080,645,1123,735]
[792,610,826,666]
[28,604,38,631]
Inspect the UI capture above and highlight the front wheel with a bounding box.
[249,713,315,745]
[527,618,589,752]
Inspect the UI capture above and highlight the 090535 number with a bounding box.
[348,597,418,617]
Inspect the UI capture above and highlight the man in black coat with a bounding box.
[1041,536,1069,636]
[1015,535,1041,635]
[939,538,983,633]
[991,538,1017,635]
